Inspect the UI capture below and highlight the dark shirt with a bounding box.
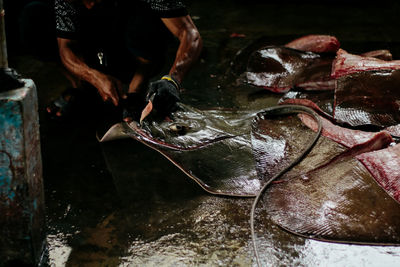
[55,0,188,40]
[54,0,188,77]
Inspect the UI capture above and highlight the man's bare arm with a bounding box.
[57,37,121,105]
[161,15,202,85]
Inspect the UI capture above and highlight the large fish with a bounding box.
[252,109,400,244]
[100,104,261,196]
[245,46,335,92]
[334,70,400,130]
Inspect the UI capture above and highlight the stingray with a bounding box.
[274,68,400,135]
[249,106,399,266]
[250,110,400,247]
[99,104,322,197]
[245,46,335,92]
[240,38,393,94]
[100,104,261,196]
[334,69,400,130]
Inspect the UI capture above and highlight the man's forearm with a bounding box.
[57,38,120,105]
[57,38,104,89]
[162,16,203,85]
[169,26,202,84]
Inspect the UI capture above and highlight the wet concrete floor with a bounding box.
[10,0,400,266]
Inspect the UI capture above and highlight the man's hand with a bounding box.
[146,75,181,116]
[57,38,126,106]
[93,72,124,106]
